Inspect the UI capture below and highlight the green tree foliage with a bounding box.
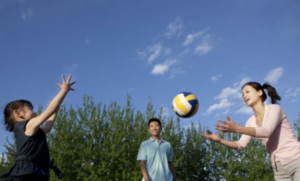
[293,113,300,141]
[0,138,17,175]
[1,95,290,181]
[207,132,273,181]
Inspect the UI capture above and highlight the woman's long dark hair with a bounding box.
[242,82,281,104]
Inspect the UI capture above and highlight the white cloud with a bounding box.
[183,28,209,46]
[214,87,240,100]
[138,44,162,63]
[236,77,251,87]
[64,63,78,74]
[152,65,169,75]
[137,51,147,58]
[222,109,229,115]
[264,67,283,84]
[195,41,213,56]
[151,59,177,75]
[207,78,250,115]
[211,74,223,82]
[164,17,183,38]
[235,106,253,115]
[206,99,234,114]
[168,67,185,79]
[21,7,33,21]
[147,44,162,63]
[285,88,300,98]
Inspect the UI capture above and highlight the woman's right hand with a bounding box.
[200,130,222,142]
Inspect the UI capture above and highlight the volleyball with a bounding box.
[172,92,199,118]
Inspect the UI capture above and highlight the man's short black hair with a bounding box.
[148,118,161,127]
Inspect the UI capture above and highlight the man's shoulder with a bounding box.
[162,140,172,146]
[162,139,170,143]
[140,139,150,146]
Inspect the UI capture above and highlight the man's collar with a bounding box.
[149,137,163,142]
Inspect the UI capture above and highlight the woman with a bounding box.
[201,82,300,180]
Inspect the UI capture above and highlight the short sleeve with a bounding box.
[13,120,29,132]
[137,142,147,161]
[167,144,173,162]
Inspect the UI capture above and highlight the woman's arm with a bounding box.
[201,131,239,149]
[217,105,282,138]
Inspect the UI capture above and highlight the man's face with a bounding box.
[148,121,161,136]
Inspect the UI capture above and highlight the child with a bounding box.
[201,82,300,180]
[137,118,177,181]
[1,75,76,181]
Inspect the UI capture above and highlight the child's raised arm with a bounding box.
[25,75,76,136]
[41,100,59,134]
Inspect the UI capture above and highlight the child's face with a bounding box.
[148,121,161,137]
[15,105,36,121]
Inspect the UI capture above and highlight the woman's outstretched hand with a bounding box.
[215,116,238,134]
[200,130,221,142]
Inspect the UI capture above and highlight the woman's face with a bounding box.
[242,85,263,107]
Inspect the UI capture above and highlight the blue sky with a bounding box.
[1,0,300,154]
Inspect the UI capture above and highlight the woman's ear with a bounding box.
[258,90,263,97]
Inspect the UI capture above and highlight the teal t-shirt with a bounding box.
[137,137,173,181]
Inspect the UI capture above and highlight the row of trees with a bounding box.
[1,95,298,181]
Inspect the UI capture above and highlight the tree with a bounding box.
[0,95,283,181]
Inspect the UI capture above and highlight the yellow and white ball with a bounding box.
[172,92,199,118]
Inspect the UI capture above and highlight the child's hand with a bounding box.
[57,75,76,92]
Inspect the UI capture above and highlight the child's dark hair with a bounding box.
[3,100,33,132]
[242,82,281,104]
[148,118,161,128]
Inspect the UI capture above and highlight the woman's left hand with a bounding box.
[215,116,238,133]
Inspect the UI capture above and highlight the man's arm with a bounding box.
[140,160,150,181]
[168,162,177,181]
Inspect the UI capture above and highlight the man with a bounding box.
[137,118,177,181]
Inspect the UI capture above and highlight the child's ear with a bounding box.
[13,110,20,117]
[13,109,24,119]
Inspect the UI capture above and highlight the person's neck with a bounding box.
[252,102,265,118]
[151,135,161,142]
